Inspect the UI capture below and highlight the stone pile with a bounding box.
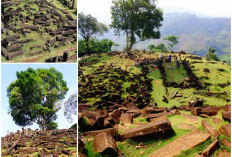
[79,64,153,109]
[1,0,77,61]
[1,128,77,157]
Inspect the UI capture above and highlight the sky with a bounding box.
[1,64,77,136]
[78,0,231,24]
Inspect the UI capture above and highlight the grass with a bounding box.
[148,65,167,107]
[163,62,188,84]
[83,142,102,157]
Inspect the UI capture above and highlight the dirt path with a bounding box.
[148,129,210,157]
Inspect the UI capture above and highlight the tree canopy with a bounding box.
[148,43,167,52]
[111,0,163,52]
[7,68,68,131]
[206,46,219,61]
[78,38,117,57]
[78,12,109,53]
[164,35,178,51]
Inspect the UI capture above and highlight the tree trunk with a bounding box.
[85,37,90,54]
[43,114,47,131]
[126,33,129,52]
[71,0,75,9]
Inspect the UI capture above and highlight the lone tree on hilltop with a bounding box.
[7,68,68,131]
[110,0,163,52]
[164,35,178,51]
[78,12,109,54]
[206,46,219,61]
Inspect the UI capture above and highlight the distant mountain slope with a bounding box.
[101,13,231,58]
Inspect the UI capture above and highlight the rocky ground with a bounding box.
[1,128,77,157]
[78,51,231,157]
[1,0,77,62]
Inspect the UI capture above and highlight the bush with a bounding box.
[206,47,219,61]
[78,38,117,57]
[70,123,77,129]
[46,121,58,130]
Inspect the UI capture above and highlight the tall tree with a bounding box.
[7,68,68,131]
[78,12,109,54]
[111,0,163,52]
[164,35,178,51]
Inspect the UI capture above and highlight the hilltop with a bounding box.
[78,51,231,157]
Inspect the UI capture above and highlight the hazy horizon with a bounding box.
[78,0,231,24]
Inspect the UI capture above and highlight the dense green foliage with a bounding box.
[70,123,77,129]
[46,121,58,130]
[164,35,178,50]
[206,47,220,61]
[111,0,163,52]
[78,12,109,53]
[7,68,68,130]
[78,38,117,57]
[148,43,168,52]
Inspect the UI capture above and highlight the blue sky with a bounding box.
[1,64,77,136]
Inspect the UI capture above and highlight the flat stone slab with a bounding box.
[120,113,133,124]
[216,150,231,157]
[82,128,117,137]
[120,118,172,139]
[212,118,222,123]
[221,138,230,149]
[219,124,231,138]
[201,139,219,157]
[222,111,231,122]
[148,129,210,157]
[177,124,195,130]
[181,113,198,123]
[202,120,219,137]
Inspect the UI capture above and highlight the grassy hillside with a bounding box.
[78,51,231,157]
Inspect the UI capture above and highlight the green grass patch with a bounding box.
[163,62,188,84]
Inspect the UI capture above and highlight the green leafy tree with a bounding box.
[164,35,178,50]
[155,43,167,52]
[148,44,156,51]
[111,0,163,52]
[206,47,219,61]
[208,46,216,53]
[7,68,68,131]
[78,12,109,54]
[148,43,167,52]
[78,38,117,56]
[46,121,58,130]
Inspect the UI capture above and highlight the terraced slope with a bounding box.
[1,0,77,62]
[1,128,77,157]
[78,51,231,157]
